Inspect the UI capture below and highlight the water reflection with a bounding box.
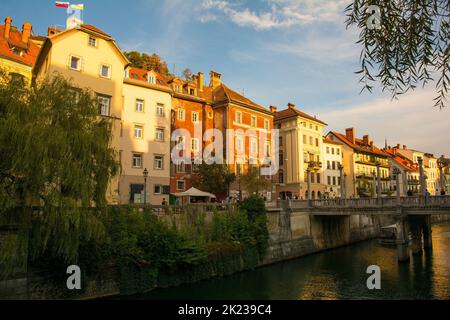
[129,222,450,300]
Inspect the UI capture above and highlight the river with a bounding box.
[130,222,450,300]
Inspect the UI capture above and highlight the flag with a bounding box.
[70,4,84,11]
[55,1,69,8]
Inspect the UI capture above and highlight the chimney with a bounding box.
[287,102,295,109]
[197,72,204,91]
[396,144,400,149]
[362,135,371,146]
[270,105,278,113]
[22,22,32,45]
[345,128,356,144]
[4,16,11,40]
[209,70,222,89]
[403,145,407,150]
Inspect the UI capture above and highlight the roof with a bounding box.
[323,137,342,146]
[0,24,40,67]
[330,131,388,157]
[213,84,272,115]
[274,106,327,125]
[173,187,216,198]
[80,24,111,38]
[385,148,419,172]
[128,67,169,86]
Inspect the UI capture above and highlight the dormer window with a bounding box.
[88,36,97,47]
[12,47,25,57]
[189,88,196,95]
[148,74,156,84]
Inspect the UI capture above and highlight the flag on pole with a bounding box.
[70,4,84,11]
[55,1,70,8]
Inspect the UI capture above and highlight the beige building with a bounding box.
[274,103,327,200]
[323,138,343,198]
[121,67,171,205]
[33,24,130,203]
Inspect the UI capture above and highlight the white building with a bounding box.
[323,138,343,198]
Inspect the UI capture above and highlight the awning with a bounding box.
[173,187,216,199]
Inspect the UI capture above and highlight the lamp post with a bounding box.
[437,155,446,194]
[418,157,426,197]
[143,168,149,206]
[338,163,345,200]
[376,162,382,201]
[371,170,376,198]
[393,167,401,205]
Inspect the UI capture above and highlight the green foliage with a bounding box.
[239,166,270,196]
[345,0,449,108]
[0,71,118,277]
[124,51,172,76]
[193,162,236,196]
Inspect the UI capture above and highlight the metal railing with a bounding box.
[288,196,450,209]
[133,203,237,215]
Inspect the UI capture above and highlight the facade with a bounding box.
[120,67,171,205]
[210,72,274,200]
[384,146,420,196]
[0,16,41,83]
[323,138,343,198]
[274,103,327,200]
[396,146,440,194]
[327,129,390,198]
[33,24,130,203]
[169,72,214,196]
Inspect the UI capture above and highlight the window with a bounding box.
[176,162,185,173]
[315,138,319,147]
[327,176,331,185]
[155,128,164,142]
[191,138,199,152]
[156,103,165,117]
[192,111,199,123]
[303,135,307,144]
[148,75,156,84]
[251,116,257,127]
[236,136,244,153]
[130,184,144,204]
[309,137,313,145]
[177,180,185,191]
[178,109,185,121]
[176,136,185,150]
[265,141,271,157]
[189,88,195,95]
[317,173,321,184]
[333,177,337,186]
[154,185,163,195]
[132,153,143,168]
[279,171,284,184]
[154,155,163,170]
[315,126,318,131]
[279,136,283,147]
[135,99,144,113]
[331,148,335,155]
[327,161,331,169]
[100,64,110,78]
[97,95,111,116]
[208,111,213,119]
[70,56,81,71]
[332,161,336,170]
[235,111,242,124]
[250,138,258,154]
[264,120,270,130]
[88,36,97,47]
[326,147,330,154]
[134,125,143,139]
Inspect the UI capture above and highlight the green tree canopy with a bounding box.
[239,166,270,196]
[0,71,118,276]
[182,68,193,81]
[124,51,172,76]
[346,0,449,108]
[192,162,236,196]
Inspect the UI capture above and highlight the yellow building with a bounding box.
[121,67,172,205]
[274,103,327,200]
[0,16,41,83]
[33,24,130,203]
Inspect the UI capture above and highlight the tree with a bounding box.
[193,162,236,196]
[182,68,193,82]
[124,51,172,76]
[0,71,119,277]
[345,0,449,108]
[239,166,270,196]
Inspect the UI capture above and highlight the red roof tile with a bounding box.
[212,84,272,115]
[127,67,170,87]
[330,131,388,157]
[274,107,327,125]
[0,24,40,67]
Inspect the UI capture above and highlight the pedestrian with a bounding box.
[435,189,440,196]
[162,198,167,206]
[441,189,446,196]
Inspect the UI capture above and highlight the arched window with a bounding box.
[311,191,316,199]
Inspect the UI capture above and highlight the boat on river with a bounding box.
[378,224,397,246]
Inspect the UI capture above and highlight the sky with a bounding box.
[1,0,448,156]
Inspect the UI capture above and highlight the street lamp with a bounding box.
[393,167,401,205]
[437,155,446,194]
[418,157,426,197]
[338,163,345,200]
[143,168,149,206]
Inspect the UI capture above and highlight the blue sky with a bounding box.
[1,0,448,155]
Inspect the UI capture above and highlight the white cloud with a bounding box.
[200,0,350,30]
[320,88,450,157]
